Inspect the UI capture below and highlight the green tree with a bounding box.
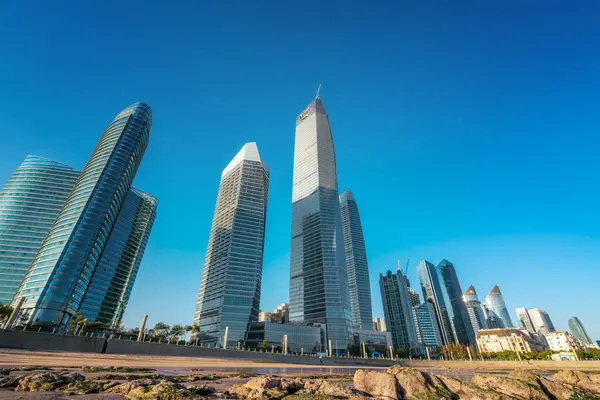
[169,324,184,343]
[441,344,470,360]
[67,313,85,335]
[151,322,170,340]
[257,340,269,351]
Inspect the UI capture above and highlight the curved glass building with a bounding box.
[289,96,353,354]
[417,260,453,345]
[0,156,79,304]
[195,143,269,347]
[568,316,594,346]
[14,102,152,328]
[339,190,372,330]
[485,285,513,328]
[437,260,475,345]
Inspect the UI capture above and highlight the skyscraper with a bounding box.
[417,260,453,345]
[379,269,419,352]
[13,102,152,328]
[289,95,352,353]
[78,189,157,328]
[462,285,488,333]
[436,260,475,345]
[0,156,79,304]
[195,143,269,347]
[516,307,555,335]
[484,309,505,329]
[568,316,594,346]
[413,302,443,349]
[408,288,420,307]
[485,285,513,328]
[339,189,372,330]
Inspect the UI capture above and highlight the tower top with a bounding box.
[315,84,322,99]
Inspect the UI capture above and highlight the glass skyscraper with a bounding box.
[417,260,453,345]
[13,102,152,328]
[516,307,555,335]
[194,142,269,347]
[289,95,353,354]
[339,189,372,330]
[437,260,475,345]
[379,269,419,352]
[0,156,79,304]
[462,285,488,333]
[485,285,513,328]
[413,302,443,349]
[568,316,594,346]
[78,188,157,328]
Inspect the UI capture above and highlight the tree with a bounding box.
[441,344,470,360]
[257,340,269,351]
[0,304,13,322]
[151,322,170,340]
[184,325,193,342]
[67,313,85,335]
[169,324,184,343]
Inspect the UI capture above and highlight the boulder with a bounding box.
[105,378,160,395]
[15,371,84,392]
[353,370,399,399]
[63,380,103,395]
[0,368,11,376]
[437,376,512,400]
[301,379,355,398]
[0,375,20,389]
[471,374,547,400]
[229,376,304,399]
[386,366,456,400]
[507,369,590,400]
[553,370,600,395]
[128,380,193,400]
[188,383,216,395]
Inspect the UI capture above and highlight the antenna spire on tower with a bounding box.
[315,84,322,99]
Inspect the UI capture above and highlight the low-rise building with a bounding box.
[543,331,585,352]
[476,328,547,353]
[353,329,393,356]
[258,303,289,324]
[245,322,323,354]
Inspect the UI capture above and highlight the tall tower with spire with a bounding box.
[485,285,513,328]
[289,93,352,353]
[195,142,269,347]
[462,285,488,333]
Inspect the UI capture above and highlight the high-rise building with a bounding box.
[413,302,443,349]
[516,307,555,335]
[78,188,157,328]
[463,285,488,333]
[13,102,152,328]
[379,269,419,352]
[436,260,475,345]
[339,189,372,330]
[259,303,289,324]
[289,94,352,353]
[194,143,269,347]
[568,316,594,346]
[0,156,79,304]
[408,288,420,307]
[484,308,505,329]
[485,285,513,328]
[372,317,387,332]
[417,260,453,345]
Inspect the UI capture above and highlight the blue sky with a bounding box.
[1,1,599,338]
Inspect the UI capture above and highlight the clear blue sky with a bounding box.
[1,1,599,339]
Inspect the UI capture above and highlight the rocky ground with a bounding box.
[0,365,599,399]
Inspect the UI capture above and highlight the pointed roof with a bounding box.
[490,285,502,295]
[465,285,477,296]
[221,142,267,177]
[339,189,355,203]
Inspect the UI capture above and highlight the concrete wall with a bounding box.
[0,329,106,353]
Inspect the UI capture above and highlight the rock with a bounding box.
[0,368,11,376]
[301,379,355,398]
[105,378,160,395]
[353,370,399,399]
[553,370,600,395]
[16,371,82,392]
[437,376,512,400]
[0,375,20,388]
[229,376,305,399]
[129,380,193,399]
[63,380,103,395]
[471,374,547,400]
[387,366,456,400]
[283,395,345,400]
[188,383,216,395]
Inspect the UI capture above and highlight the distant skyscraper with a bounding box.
[516,307,555,335]
[484,308,505,329]
[417,260,453,345]
[195,143,269,347]
[463,285,488,333]
[289,95,352,353]
[413,302,443,349]
[568,316,594,346]
[485,285,513,328]
[0,156,79,304]
[78,188,157,328]
[372,317,387,332]
[379,269,419,352]
[14,102,152,328]
[339,189,372,330]
[436,260,475,345]
[408,288,420,307]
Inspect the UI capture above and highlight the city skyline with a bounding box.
[1,2,599,339]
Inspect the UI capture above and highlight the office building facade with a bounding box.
[485,285,513,328]
[0,156,79,304]
[463,285,488,332]
[194,143,269,347]
[476,328,547,353]
[379,270,419,352]
[417,260,453,345]
[259,303,289,324]
[289,96,352,353]
[372,317,387,332]
[13,102,152,328]
[245,322,323,353]
[483,307,505,329]
[408,288,420,307]
[413,302,443,349]
[339,189,372,330]
[437,260,475,345]
[568,316,594,346]
[516,307,555,335]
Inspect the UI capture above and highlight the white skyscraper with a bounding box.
[289,93,353,354]
[516,307,555,335]
[195,143,269,347]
